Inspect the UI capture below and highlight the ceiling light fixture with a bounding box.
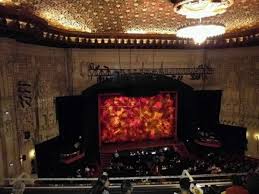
[176,24,225,44]
[173,0,234,19]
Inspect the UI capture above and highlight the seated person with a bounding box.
[121,180,133,194]
[221,175,248,194]
[178,178,193,194]
[190,182,203,194]
[247,167,259,194]
[89,174,110,194]
[12,180,25,194]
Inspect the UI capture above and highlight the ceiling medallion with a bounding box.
[176,24,225,44]
[173,0,234,19]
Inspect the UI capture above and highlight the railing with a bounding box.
[2,172,247,189]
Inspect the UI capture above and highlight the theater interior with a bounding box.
[0,0,259,194]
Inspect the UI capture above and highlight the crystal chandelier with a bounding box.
[176,24,225,44]
[173,0,228,44]
[173,0,234,19]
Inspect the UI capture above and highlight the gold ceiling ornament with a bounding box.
[173,0,234,19]
[38,9,93,32]
[0,0,258,37]
[126,28,175,34]
[0,0,14,5]
[176,24,225,44]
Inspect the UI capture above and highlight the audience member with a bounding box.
[178,178,193,194]
[247,166,259,194]
[221,175,248,194]
[89,175,110,194]
[12,180,25,194]
[121,180,133,194]
[106,148,258,177]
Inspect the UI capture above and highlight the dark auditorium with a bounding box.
[0,1,259,194]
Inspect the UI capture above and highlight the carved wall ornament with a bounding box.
[17,81,33,108]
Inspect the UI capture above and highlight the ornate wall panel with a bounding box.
[13,45,68,144]
[0,38,70,176]
[205,47,259,157]
[0,46,20,178]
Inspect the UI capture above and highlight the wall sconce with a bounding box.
[3,110,11,122]
[29,149,35,159]
[246,131,249,138]
[254,134,259,153]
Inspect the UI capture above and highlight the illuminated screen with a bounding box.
[99,93,177,143]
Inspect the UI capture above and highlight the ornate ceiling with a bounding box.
[0,0,259,35]
[0,0,258,48]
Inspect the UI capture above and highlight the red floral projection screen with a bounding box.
[99,92,177,144]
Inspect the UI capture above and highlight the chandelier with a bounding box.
[173,0,234,19]
[176,24,225,44]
